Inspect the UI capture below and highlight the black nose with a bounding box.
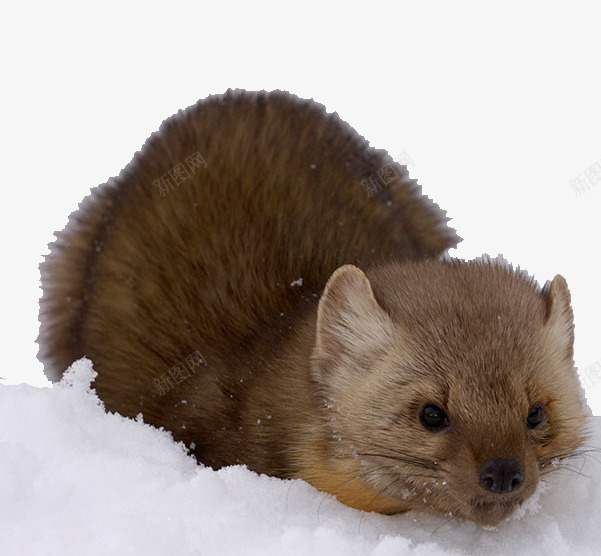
[479,458,524,494]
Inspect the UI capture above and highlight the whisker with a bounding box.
[431,514,460,536]
[355,450,440,470]
[364,476,404,511]
[348,437,445,470]
[315,464,394,519]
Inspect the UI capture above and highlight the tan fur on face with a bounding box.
[38,90,587,526]
[309,260,587,525]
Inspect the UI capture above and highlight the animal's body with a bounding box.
[39,90,587,525]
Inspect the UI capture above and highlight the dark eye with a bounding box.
[526,404,545,429]
[420,404,450,431]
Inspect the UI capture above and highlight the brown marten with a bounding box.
[38,90,588,526]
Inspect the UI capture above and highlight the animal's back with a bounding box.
[39,90,458,421]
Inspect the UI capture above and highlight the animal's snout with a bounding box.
[479,458,524,494]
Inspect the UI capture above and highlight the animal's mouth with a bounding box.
[468,495,523,526]
[438,461,539,526]
[474,497,519,511]
[442,481,526,526]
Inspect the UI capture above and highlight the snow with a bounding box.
[1,359,600,556]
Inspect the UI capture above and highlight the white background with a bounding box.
[2,1,600,414]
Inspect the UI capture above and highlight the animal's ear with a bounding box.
[314,265,395,372]
[544,274,575,360]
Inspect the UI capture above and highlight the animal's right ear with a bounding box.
[543,274,575,360]
[313,265,395,378]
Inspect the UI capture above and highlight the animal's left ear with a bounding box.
[313,264,395,372]
[544,274,575,360]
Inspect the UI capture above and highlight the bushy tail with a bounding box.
[37,179,122,381]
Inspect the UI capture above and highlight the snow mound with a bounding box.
[1,358,600,555]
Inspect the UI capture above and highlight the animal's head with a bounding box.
[311,260,588,525]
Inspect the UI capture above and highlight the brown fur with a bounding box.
[38,90,587,525]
